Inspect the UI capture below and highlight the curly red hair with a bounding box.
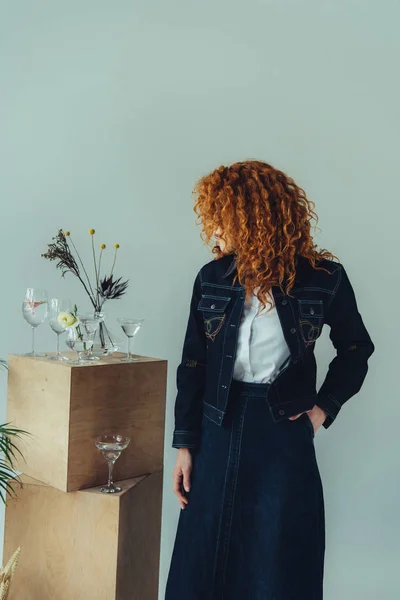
[192,159,340,311]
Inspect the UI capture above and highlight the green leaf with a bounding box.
[0,422,29,503]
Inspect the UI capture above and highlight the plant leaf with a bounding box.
[97,274,129,301]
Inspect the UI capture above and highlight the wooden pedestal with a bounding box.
[7,353,167,492]
[4,472,163,600]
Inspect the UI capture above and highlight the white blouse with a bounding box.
[232,287,291,384]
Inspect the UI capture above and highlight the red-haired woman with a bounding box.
[165,160,375,600]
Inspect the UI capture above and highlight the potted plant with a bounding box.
[0,359,30,599]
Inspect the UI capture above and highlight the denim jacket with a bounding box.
[172,253,375,450]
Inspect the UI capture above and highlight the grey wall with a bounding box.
[0,1,397,598]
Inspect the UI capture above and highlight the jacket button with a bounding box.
[290,328,296,334]
[282,299,287,305]
[210,304,216,309]
[279,409,285,416]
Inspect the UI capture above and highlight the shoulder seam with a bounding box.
[326,263,342,310]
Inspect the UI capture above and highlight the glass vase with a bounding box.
[91,313,121,357]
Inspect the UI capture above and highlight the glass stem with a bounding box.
[31,326,35,355]
[56,333,60,355]
[127,337,132,360]
[108,460,115,488]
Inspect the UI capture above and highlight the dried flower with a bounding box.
[41,230,81,279]
[0,545,21,597]
[98,274,129,301]
[42,228,129,314]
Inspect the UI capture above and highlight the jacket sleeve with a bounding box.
[172,268,207,450]
[316,262,375,428]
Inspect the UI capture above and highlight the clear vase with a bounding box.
[91,313,122,357]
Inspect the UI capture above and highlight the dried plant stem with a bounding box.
[80,278,97,309]
[72,271,97,309]
[98,249,104,302]
[67,235,96,302]
[92,236,99,307]
[0,545,21,600]
[110,248,117,277]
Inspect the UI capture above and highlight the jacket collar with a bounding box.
[222,254,238,279]
[222,253,300,286]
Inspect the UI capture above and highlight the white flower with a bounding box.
[58,312,80,329]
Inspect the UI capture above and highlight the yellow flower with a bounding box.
[65,231,70,237]
[114,243,120,249]
[58,312,80,329]
[89,228,95,235]
[100,243,106,249]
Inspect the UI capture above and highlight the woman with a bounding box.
[165,160,375,600]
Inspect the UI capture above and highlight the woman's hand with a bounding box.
[288,405,328,435]
[173,448,193,509]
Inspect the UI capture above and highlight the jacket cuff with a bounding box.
[172,430,201,449]
[315,393,342,429]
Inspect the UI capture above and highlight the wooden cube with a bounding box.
[3,472,163,600]
[7,353,167,492]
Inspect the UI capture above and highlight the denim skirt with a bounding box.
[165,379,325,600]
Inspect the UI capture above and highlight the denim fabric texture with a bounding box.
[172,254,375,450]
[166,379,325,600]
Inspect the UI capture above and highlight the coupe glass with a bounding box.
[78,313,103,361]
[48,298,71,361]
[22,288,49,357]
[95,434,131,493]
[65,324,95,365]
[117,318,144,362]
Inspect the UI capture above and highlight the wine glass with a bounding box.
[78,313,103,361]
[95,434,131,493]
[65,324,95,365]
[117,318,144,362]
[48,298,71,361]
[22,288,49,357]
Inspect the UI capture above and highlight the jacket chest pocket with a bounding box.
[197,294,231,342]
[297,299,324,343]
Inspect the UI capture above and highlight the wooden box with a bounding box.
[7,353,167,492]
[4,472,163,600]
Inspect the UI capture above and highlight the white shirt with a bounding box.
[232,287,291,384]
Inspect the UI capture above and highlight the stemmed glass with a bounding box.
[48,299,71,361]
[117,318,144,362]
[65,323,96,365]
[95,434,131,493]
[78,313,103,361]
[22,288,49,357]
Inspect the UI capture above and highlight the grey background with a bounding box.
[0,1,396,598]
